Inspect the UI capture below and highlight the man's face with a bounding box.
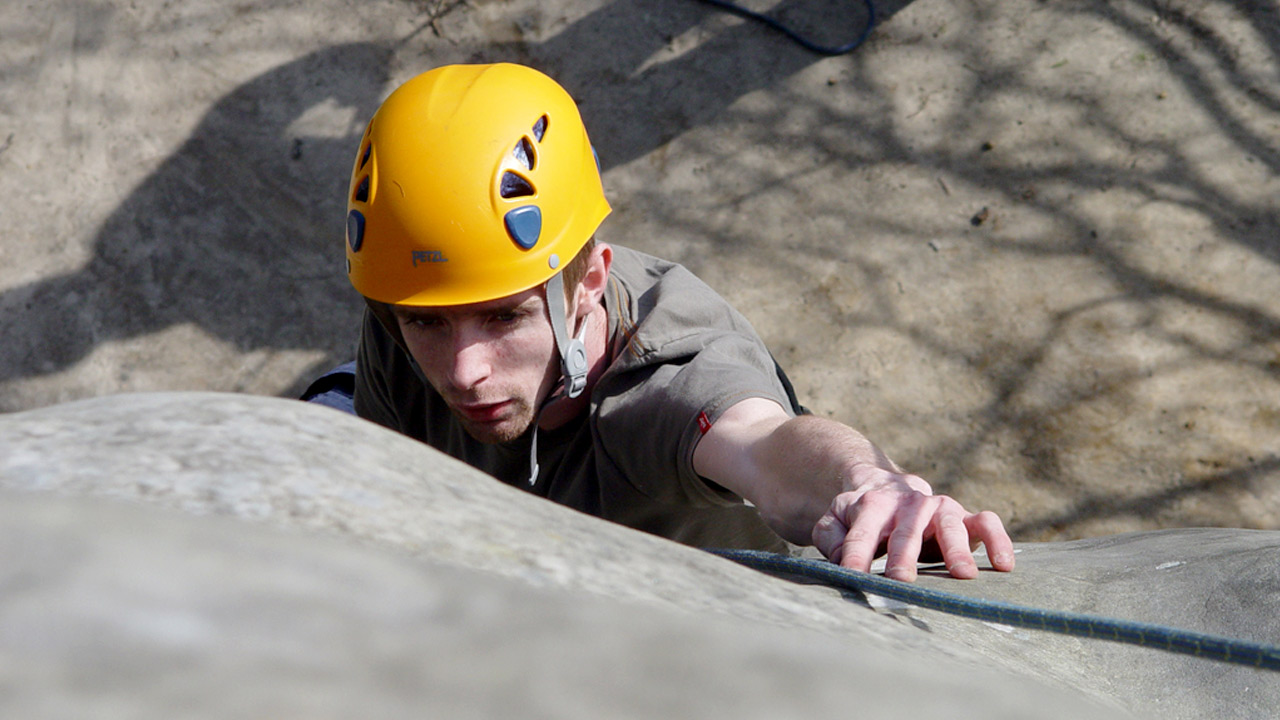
[393,287,560,444]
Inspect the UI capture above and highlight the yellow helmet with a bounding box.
[345,63,611,306]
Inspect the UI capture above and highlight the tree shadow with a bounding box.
[589,0,1280,537]
[0,42,392,402]
[1007,456,1280,538]
[0,0,914,402]
[463,0,910,172]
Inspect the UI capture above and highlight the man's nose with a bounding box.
[447,330,492,391]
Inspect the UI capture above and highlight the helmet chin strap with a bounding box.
[545,271,588,400]
[529,271,588,486]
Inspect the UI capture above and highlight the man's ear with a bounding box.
[573,243,612,319]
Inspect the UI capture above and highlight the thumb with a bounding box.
[811,511,848,564]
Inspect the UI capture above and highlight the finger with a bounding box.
[882,493,939,582]
[966,510,1015,572]
[837,491,897,573]
[811,511,849,565]
[931,497,979,579]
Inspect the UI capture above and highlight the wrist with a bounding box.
[840,462,933,496]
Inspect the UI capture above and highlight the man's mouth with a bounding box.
[454,400,511,424]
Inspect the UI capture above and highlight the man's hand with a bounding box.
[692,400,1016,582]
[811,465,1015,581]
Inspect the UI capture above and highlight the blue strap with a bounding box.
[694,0,877,56]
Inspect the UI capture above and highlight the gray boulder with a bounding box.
[2,392,1276,717]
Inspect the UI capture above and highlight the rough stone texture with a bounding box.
[2,0,1277,543]
[0,392,987,643]
[3,393,1278,717]
[1,493,1118,720]
[910,529,1280,718]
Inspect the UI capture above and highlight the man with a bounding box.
[333,62,1013,581]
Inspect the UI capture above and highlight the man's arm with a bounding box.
[691,397,1015,581]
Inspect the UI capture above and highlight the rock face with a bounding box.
[2,393,1277,718]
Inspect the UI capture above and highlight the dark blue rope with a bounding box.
[710,548,1280,672]
[693,0,877,56]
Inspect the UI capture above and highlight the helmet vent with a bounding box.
[513,137,536,171]
[353,175,370,203]
[500,171,535,199]
[532,115,547,142]
[358,143,372,170]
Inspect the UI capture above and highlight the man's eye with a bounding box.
[401,316,441,330]
[493,311,521,323]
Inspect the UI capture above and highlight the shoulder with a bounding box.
[603,245,765,366]
[607,245,714,300]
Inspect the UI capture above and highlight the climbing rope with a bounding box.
[694,0,877,56]
[710,548,1280,672]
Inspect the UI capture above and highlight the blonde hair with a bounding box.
[558,237,597,300]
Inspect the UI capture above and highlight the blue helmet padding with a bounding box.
[504,205,543,249]
[346,210,365,252]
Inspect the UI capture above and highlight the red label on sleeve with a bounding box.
[697,411,712,435]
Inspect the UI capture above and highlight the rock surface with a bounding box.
[3,393,1277,718]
